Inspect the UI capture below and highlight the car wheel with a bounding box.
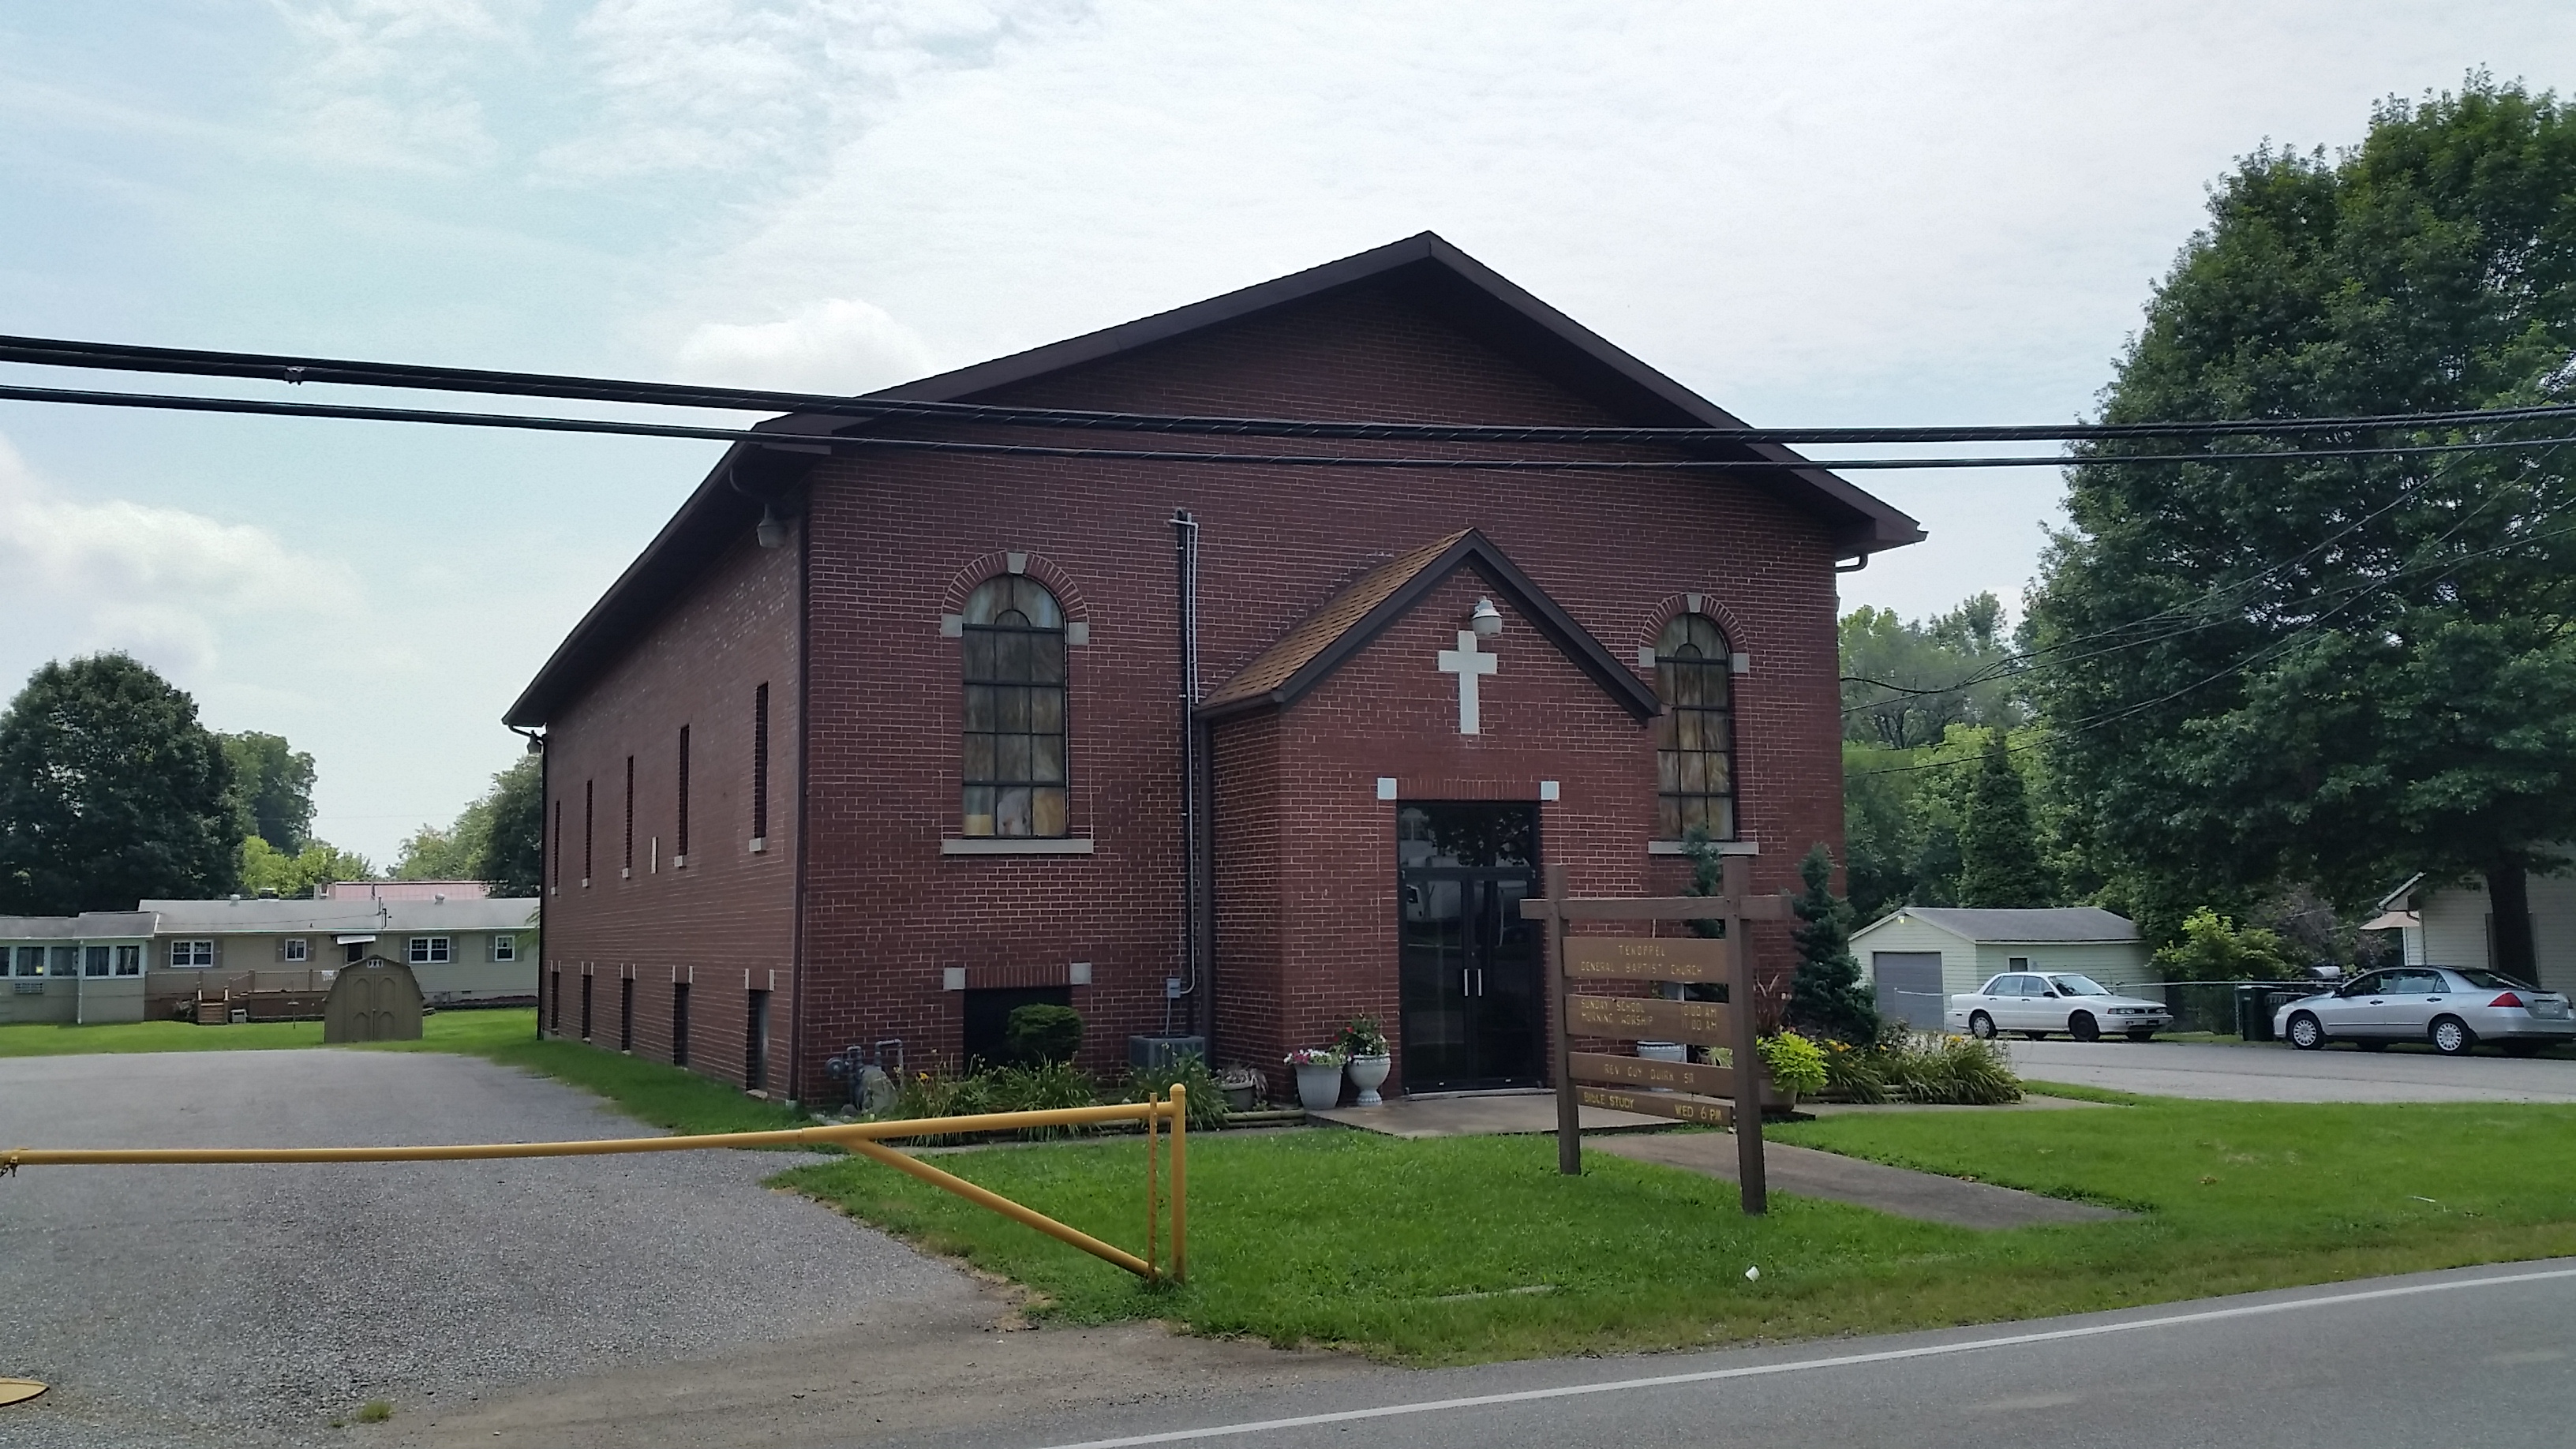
[2125,1029,2156,1043]
[1968,1011,1996,1039]
[2286,1013,2326,1050]
[2429,1016,2475,1057]
[2501,1041,2544,1058]
[2069,1011,2100,1043]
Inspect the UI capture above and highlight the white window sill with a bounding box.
[1646,839,1760,856]
[941,837,1096,856]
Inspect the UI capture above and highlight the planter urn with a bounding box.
[1294,1064,1344,1113]
[1345,1053,1391,1106]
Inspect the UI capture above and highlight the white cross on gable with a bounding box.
[1436,630,1498,735]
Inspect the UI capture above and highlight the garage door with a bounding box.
[1872,952,1947,1029]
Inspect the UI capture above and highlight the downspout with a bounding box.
[511,723,545,1041]
[1172,511,1208,1043]
[788,497,812,1109]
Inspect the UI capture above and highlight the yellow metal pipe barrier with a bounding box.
[1170,1084,1187,1285]
[2,1093,1188,1283]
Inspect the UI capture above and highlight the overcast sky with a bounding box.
[2,2,2569,865]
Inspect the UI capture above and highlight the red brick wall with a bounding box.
[791,280,1842,1096]
[539,528,801,1091]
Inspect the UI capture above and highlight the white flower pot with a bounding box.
[1346,1054,1391,1106]
[1295,1063,1344,1113]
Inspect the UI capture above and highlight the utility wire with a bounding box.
[6,380,2576,473]
[7,331,2576,446]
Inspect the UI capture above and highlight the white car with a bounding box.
[1947,972,2173,1043]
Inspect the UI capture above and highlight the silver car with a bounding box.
[2275,967,2576,1057]
[1947,972,2174,1043]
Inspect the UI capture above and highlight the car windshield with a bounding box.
[2446,968,2537,991]
[2047,975,2111,996]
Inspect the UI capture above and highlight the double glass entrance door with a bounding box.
[1397,803,1543,1092]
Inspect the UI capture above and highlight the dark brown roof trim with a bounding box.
[1196,529,1661,725]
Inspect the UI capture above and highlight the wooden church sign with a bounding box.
[1522,857,1789,1213]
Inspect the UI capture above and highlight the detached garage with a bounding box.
[1852,908,2149,1029]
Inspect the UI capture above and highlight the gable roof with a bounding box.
[505,232,1922,728]
[1198,528,1661,724]
[1852,907,2142,945]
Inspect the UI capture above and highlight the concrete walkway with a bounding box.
[1590,1132,2131,1230]
[1312,1093,2127,1230]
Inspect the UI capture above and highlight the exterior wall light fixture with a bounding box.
[1468,597,1503,638]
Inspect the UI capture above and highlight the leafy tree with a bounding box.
[2151,907,2304,982]
[394,752,543,893]
[1785,843,1881,1043]
[1840,593,2023,749]
[2027,77,2576,975]
[220,732,315,855]
[394,822,481,880]
[472,754,544,894]
[1958,729,2051,908]
[0,654,237,912]
[240,837,373,900]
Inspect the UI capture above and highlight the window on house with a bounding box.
[752,682,770,843]
[550,969,562,1032]
[492,934,516,963]
[408,936,451,965]
[960,576,1069,837]
[623,755,635,874]
[13,945,43,976]
[284,938,309,963]
[83,945,110,976]
[676,724,691,861]
[672,982,691,1066]
[1653,613,1736,840]
[580,973,593,1041]
[620,975,635,1051]
[114,945,142,975]
[584,778,595,883]
[552,798,563,889]
[169,939,215,968]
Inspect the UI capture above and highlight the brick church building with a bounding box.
[505,233,1920,1103]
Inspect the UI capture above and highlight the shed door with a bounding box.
[1872,952,1947,1029]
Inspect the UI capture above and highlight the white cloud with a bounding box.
[672,295,934,391]
[267,0,527,170]
[0,436,364,678]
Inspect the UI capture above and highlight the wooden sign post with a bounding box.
[1521,857,1789,1213]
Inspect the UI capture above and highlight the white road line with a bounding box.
[1032,1265,2576,1449]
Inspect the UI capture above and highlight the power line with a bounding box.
[7,331,2576,446]
[7,380,2576,473]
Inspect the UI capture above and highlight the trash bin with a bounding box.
[2236,984,2277,1043]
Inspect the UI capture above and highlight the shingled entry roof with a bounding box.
[1197,528,1661,724]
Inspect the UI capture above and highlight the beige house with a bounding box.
[1852,907,2151,1030]
[0,895,537,1025]
[2371,872,2576,994]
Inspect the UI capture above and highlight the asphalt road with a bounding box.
[919,1260,2576,1449]
[0,1048,972,1448]
[2004,1038,2576,1102]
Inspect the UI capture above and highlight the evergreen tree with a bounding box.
[1958,728,2050,908]
[0,653,238,912]
[1787,842,1881,1043]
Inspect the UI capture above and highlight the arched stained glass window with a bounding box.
[960,576,1069,837]
[1653,613,1735,840]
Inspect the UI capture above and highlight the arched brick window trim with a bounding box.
[1633,593,1751,666]
[939,551,1090,625]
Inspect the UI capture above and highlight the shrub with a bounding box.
[1881,1032,2022,1105]
[2152,906,2302,982]
[880,1057,1099,1142]
[1126,1051,1229,1133]
[1820,1037,1891,1104]
[1756,1031,1829,1097]
[1004,1003,1084,1064]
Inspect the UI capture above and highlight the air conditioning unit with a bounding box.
[1128,1035,1207,1072]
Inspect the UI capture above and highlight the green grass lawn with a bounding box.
[778,1097,2576,1363]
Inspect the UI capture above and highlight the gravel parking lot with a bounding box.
[0,1049,975,1448]
[2006,1038,2576,1103]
